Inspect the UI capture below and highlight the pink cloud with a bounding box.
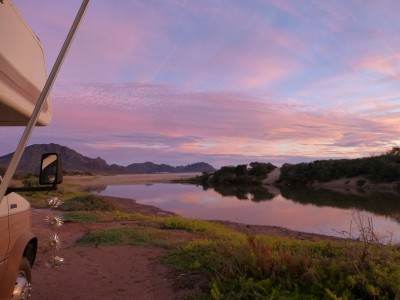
[356,53,400,79]
[175,24,304,90]
[44,83,400,166]
[8,1,400,167]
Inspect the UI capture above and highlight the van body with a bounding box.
[0,193,37,299]
[0,1,60,298]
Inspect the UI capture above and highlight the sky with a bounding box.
[2,0,400,168]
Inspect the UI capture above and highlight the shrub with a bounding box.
[22,175,39,188]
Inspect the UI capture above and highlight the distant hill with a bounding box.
[0,143,216,174]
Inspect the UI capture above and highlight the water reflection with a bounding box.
[202,184,400,222]
[203,184,274,201]
[93,183,400,240]
[280,188,400,222]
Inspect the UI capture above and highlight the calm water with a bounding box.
[94,183,400,241]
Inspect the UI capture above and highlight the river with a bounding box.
[94,183,400,242]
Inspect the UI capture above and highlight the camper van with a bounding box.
[0,0,89,298]
[0,2,56,298]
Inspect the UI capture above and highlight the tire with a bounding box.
[12,257,32,300]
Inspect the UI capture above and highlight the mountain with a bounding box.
[0,143,216,174]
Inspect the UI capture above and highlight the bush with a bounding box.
[22,175,39,188]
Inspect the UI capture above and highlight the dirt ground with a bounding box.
[30,174,340,300]
[30,198,200,300]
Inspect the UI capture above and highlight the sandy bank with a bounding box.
[62,173,198,191]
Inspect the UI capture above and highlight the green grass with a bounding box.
[21,190,66,208]
[23,190,99,209]
[58,194,116,211]
[63,211,105,224]
[63,210,243,239]
[78,226,190,249]
[152,216,243,240]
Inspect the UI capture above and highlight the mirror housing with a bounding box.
[39,153,63,185]
[5,152,63,195]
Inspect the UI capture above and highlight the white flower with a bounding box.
[47,197,63,208]
[45,256,64,268]
[45,214,64,228]
[47,233,62,251]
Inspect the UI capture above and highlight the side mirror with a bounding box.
[39,153,63,185]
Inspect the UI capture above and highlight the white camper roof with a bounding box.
[0,0,51,126]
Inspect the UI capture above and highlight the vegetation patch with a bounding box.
[165,234,400,299]
[62,210,141,224]
[62,210,242,241]
[63,211,105,224]
[99,213,243,240]
[22,190,95,209]
[58,194,116,211]
[111,210,145,221]
[153,216,243,240]
[78,226,190,249]
[21,190,63,208]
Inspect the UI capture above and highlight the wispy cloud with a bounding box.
[26,82,396,167]
[4,1,400,167]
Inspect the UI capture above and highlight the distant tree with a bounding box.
[388,146,400,156]
[235,164,247,176]
[210,166,236,185]
[248,162,276,179]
